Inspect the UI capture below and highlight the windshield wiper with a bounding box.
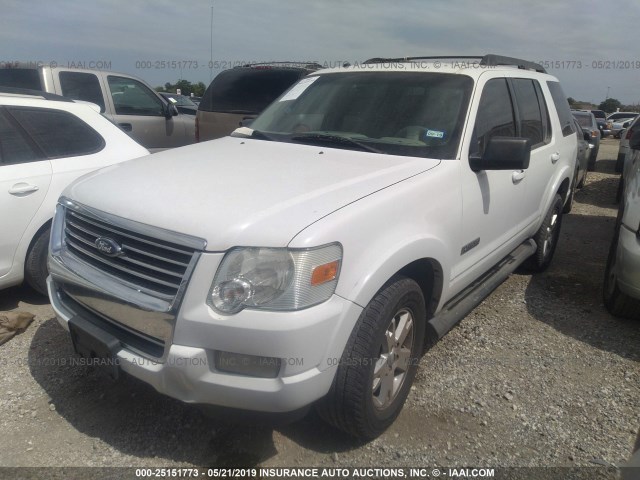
[231,128,274,141]
[290,133,382,154]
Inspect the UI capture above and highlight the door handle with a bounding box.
[551,152,560,164]
[118,123,133,132]
[9,183,39,195]
[512,170,526,183]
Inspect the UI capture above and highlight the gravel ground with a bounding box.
[0,138,638,477]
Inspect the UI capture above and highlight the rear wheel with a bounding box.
[317,276,425,439]
[524,195,563,272]
[24,227,50,296]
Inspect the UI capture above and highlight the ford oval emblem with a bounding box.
[94,237,123,257]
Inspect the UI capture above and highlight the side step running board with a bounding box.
[426,239,537,341]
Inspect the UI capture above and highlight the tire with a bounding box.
[616,175,624,204]
[603,228,640,320]
[615,153,625,173]
[577,169,587,189]
[524,194,563,273]
[24,227,50,296]
[317,276,426,439]
[587,149,597,172]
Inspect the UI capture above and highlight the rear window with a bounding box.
[199,68,305,114]
[0,68,42,90]
[6,107,105,158]
[591,110,606,119]
[573,113,593,128]
[547,81,575,137]
[59,71,106,113]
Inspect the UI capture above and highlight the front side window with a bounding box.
[107,76,163,116]
[473,78,516,156]
[248,72,473,159]
[7,107,105,158]
[0,109,43,165]
[59,71,106,113]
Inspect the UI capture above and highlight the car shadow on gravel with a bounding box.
[27,318,361,466]
[575,176,620,210]
[523,211,640,362]
[0,285,49,311]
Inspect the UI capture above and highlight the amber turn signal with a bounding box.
[311,260,340,286]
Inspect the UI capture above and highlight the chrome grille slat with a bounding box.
[63,207,199,300]
[65,239,183,290]
[68,211,194,256]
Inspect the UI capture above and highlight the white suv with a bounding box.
[0,88,148,294]
[48,55,577,439]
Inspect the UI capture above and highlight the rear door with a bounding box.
[0,108,51,277]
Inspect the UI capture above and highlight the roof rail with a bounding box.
[237,61,323,70]
[363,54,546,73]
[0,86,74,102]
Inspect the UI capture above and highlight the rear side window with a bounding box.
[547,81,575,137]
[473,78,516,155]
[0,109,43,165]
[59,71,106,113]
[0,68,43,90]
[7,107,105,158]
[512,79,546,147]
[199,68,304,114]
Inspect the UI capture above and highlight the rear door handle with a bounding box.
[118,123,133,132]
[9,183,39,195]
[512,170,526,183]
[551,152,560,164]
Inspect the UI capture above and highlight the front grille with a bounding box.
[63,208,197,299]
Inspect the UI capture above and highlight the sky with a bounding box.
[3,0,640,105]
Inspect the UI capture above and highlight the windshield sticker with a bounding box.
[425,129,446,140]
[279,76,320,102]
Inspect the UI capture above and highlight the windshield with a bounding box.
[246,72,473,159]
[162,94,196,107]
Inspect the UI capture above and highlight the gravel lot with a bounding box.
[0,138,638,477]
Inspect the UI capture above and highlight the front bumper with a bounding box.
[616,225,640,298]
[49,272,362,412]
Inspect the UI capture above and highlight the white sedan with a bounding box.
[0,89,148,294]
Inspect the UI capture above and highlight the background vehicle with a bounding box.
[159,92,198,115]
[565,118,590,213]
[616,115,640,174]
[49,55,575,440]
[604,129,640,320]
[607,111,638,122]
[196,62,321,142]
[0,88,148,294]
[572,110,600,170]
[591,109,611,137]
[612,116,637,139]
[0,64,195,151]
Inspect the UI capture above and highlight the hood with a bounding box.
[64,137,439,250]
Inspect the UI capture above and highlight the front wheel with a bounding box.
[25,227,50,296]
[524,194,563,273]
[317,276,426,439]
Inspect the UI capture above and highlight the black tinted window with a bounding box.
[59,72,105,113]
[0,110,43,165]
[512,79,544,147]
[547,81,575,137]
[200,68,304,114]
[7,107,105,158]
[0,69,42,90]
[591,110,605,119]
[474,78,516,155]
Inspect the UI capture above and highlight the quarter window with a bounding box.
[7,107,105,158]
[107,76,164,116]
[547,81,575,137]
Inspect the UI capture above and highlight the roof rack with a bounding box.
[363,54,546,73]
[0,86,74,102]
[237,62,323,70]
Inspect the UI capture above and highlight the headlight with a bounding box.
[208,243,342,314]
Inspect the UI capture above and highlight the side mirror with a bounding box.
[163,103,179,119]
[469,137,531,172]
[630,129,640,150]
